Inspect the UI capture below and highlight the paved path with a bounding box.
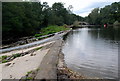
[35,39,63,79]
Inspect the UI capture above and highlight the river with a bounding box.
[62,27,120,79]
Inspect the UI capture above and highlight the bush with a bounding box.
[12,53,21,58]
[27,71,32,74]
[37,37,43,40]
[113,21,120,26]
[34,34,42,37]
[73,21,79,27]
[2,55,8,60]
[2,60,8,63]
[26,77,33,80]
[63,24,68,28]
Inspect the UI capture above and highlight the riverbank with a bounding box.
[25,30,87,80]
[1,29,88,80]
[57,46,86,79]
[21,34,86,80]
[1,25,70,49]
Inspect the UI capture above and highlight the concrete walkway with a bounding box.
[35,39,63,79]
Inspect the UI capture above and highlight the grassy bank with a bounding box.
[34,25,70,38]
[2,25,70,49]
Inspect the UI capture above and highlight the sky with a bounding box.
[1,0,119,17]
[40,0,120,17]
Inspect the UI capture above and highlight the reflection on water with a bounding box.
[62,27,119,79]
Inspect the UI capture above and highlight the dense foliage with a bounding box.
[86,2,120,25]
[2,2,84,40]
[3,1,119,41]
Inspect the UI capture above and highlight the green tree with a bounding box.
[2,2,85,43]
[86,2,120,25]
[87,8,100,25]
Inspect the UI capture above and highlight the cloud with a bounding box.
[2,0,119,17]
[73,1,115,17]
[40,0,120,17]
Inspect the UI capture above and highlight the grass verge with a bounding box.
[34,25,70,37]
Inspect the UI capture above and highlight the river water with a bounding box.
[62,27,120,79]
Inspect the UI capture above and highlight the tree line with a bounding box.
[3,2,119,41]
[85,2,120,25]
[2,2,84,40]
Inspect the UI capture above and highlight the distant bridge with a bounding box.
[78,21,89,25]
[68,21,90,28]
[68,21,100,29]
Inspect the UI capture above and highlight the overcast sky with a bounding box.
[40,0,119,17]
[1,0,119,17]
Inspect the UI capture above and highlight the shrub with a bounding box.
[34,34,41,37]
[2,60,8,63]
[73,21,79,27]
[12,53,21,58]
[2,55,8,60]
[37,37,43,40]
[26,77,33,80]
[27,71,32,74]
[113,21,120,26]
[63,24,68,28]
